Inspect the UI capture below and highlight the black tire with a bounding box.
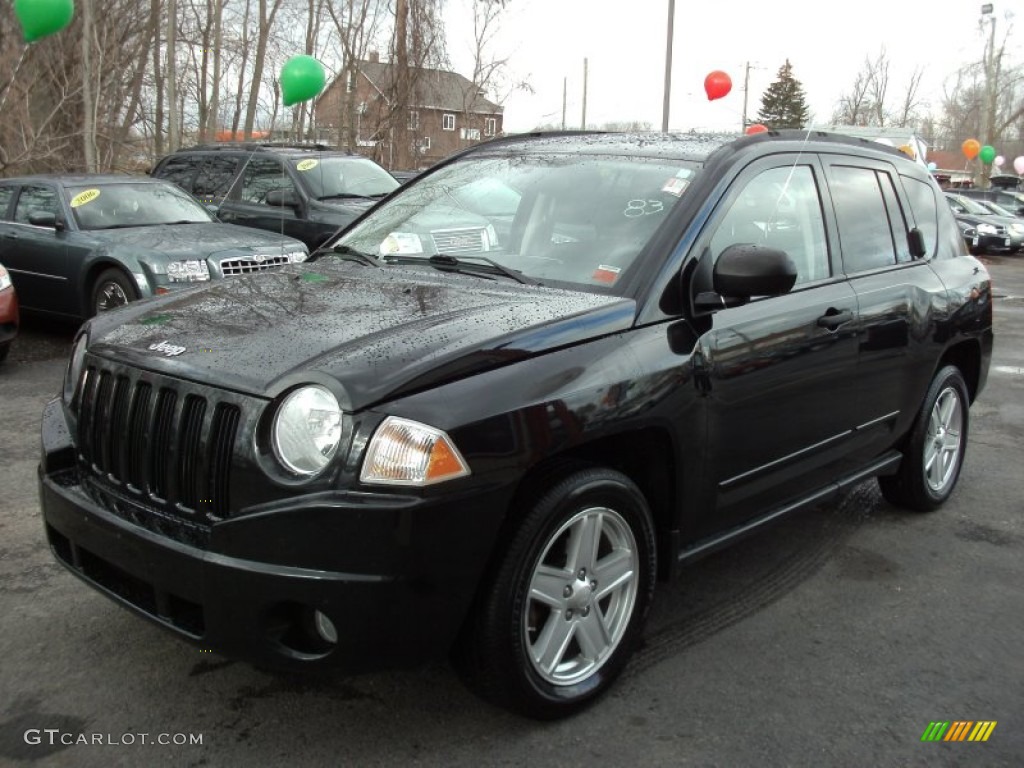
[879,365,970,511]
[91,268,139,316]
[455,467,656,719]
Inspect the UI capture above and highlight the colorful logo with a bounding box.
[921,721,997,742]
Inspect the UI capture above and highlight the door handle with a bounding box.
[817,308,853,330]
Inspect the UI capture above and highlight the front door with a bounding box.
[688,158,862,538]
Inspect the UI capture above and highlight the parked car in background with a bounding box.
[945,192,1023,254]
[0,175,308,319]
[957,187,1024,217]
[41,131,992,719]
[0,262,18,363]
[972,197,1024,220]
[151,143,400,251]
[954,217,980,253]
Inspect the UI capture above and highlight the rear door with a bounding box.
[821,155,948,457]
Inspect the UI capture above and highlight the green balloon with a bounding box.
[979,144,996,164]
[280,56,326,107]
[14,0,75,43]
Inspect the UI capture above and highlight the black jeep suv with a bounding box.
[42,131,992,719]
[151,143,400,250]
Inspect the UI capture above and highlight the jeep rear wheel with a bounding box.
[456,467,656,719]
[879,365,970,511]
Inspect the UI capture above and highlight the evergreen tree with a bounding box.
[757,60,810,129]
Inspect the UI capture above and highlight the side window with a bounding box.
[878,173,911,264]
[709,165,829,285]
[829,166,899,273]
[0,186,14,219]
[13,185,58,224]
[901,176,939,258]
[193,157,240,197]
[240,159,295,204]
[155,155,202,192]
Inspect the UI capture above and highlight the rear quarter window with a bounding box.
[901,175,939,257]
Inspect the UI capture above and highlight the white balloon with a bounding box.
[993,155,1005,167]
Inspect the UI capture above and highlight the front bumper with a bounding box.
[39,398,508,671]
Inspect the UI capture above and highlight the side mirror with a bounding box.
[265,188,299,207]
[714,244,797,298]
[29,211,62,230]
[908,227,927,259]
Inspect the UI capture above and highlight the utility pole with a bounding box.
[661,0,675,132]
[562,77,567,130]
[581,58,588,130]
[741,61,751,132]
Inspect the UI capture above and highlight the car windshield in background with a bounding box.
[68,182,213,230]
[952,195,999,216]
[292,156,399,201]
[333,153,700,291]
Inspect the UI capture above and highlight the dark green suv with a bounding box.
[151,144,400,250]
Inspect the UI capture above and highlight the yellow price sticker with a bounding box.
[296,159,319,171]
[70,189,101,207]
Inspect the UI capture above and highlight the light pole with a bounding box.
[979,3,996,187]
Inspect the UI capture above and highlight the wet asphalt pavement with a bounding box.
[0,257,1021,767]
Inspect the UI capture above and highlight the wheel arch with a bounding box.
[493,427,679,584]
[937,339,982,403]
[81,260,140,313]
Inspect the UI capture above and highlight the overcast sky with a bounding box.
[442,0,1023,133]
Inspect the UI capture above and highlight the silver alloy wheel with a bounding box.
[924,386,963,493]
[95,281,129,312]
[523,505,639,686]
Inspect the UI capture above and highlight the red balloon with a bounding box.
[745,123,768,135]
[704,70,732,101]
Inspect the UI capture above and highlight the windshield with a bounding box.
[331,153,700,292]
[292,156,399,200]
[953,195,996,216]
[69,182,214,230]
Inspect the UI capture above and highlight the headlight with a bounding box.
[167,259,211,282]
[0,264,11,291]
[287,248,309,264]
[272,386,347,476]
[360,416,470,486]
[379,232,424,256]
[64,331,88,404]
[976,223,997,235]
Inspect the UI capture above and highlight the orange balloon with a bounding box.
[962,139,980,160]
[745,123,768,135]
[704,70,732,101]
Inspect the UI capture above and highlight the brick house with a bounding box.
[315,52,504,170]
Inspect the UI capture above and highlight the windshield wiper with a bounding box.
[317,193,376,201]
[162,219,206,225]
[426,254,540,285]
[324,244,382,268]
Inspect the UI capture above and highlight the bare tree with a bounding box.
[242,0,286,138]
[831,47,925,128]
[326,0,384,150]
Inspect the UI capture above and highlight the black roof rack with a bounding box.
[180,142,347,153]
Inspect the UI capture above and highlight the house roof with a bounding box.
[354,60,503,115]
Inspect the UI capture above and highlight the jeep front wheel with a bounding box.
[457,467,656,719]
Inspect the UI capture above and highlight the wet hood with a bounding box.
[87,261,636,409]
[87,223,303,256]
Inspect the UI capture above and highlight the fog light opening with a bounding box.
[314,610,338,644]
